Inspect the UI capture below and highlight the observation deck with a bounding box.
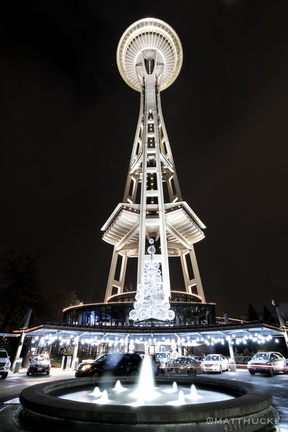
[101,202,205,255]
[116,18,183,91]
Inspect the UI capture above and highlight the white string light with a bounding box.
[129,239,175,322]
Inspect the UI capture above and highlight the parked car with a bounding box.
[158,356,175,373]
[160,356,202,375]
[0,348,11,379]
[201,354,230,373]
[189,356,205,374]
[26,354,51,375]
[194,356,205,362]
[75,352,142,378]
[247,352,287,376]
[175,356,201,375]
[152,352,171,364]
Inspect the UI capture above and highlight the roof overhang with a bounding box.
[13,321,286,345]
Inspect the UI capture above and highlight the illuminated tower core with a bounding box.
[102,18,206,313]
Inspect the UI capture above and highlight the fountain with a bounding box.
[57,356,233,407]
[18,355,277,431]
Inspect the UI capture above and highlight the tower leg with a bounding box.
[104,249,128,302]
[180,246,206,302]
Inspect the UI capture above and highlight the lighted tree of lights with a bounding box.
[129,239,175,322]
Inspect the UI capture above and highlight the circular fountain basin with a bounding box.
[57,380,234,406]
[18,376,275,432]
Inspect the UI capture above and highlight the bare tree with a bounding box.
[44,289,82,322]
[0,251,46,332]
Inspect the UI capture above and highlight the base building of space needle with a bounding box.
[64,18,216,328]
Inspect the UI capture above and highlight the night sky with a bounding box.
[1,0,288,319]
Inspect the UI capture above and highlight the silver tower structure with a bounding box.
[102,18,206,312]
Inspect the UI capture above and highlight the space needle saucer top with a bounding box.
[116,18,183,92]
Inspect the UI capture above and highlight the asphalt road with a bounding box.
[0,367,75,432]
[213,368,288,432]
[0,367,287,431]
[0,367,75,403]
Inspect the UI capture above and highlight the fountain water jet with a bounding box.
[167,389,186,406]
[178,390,185,404]
[189,384,201,400]
[93,389,109,404]
[129,355,160,402]
[163,381,178,393]
[114,380,126,392]
[90,386,102,397]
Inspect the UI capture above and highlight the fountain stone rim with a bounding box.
[19,375,273,425]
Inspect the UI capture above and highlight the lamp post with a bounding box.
[12,308,32,372]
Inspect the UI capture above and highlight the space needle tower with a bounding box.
[101,18,207,322]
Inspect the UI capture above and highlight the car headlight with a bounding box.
[81,364,92,371]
